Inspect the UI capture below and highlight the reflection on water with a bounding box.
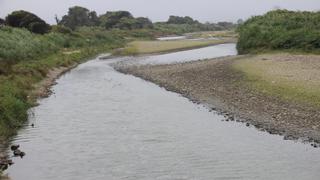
[7,45,320,180]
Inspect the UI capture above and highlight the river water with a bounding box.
[6,44,320,180]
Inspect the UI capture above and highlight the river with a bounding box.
[6,44,320,180]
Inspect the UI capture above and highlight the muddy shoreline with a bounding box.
[114,55,320,146]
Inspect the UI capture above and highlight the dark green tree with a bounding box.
[59,6,99,29]
[0,18,5,25]
[88,11,100,26]
[167,16,198,24]
[99,11,134,29]
[5,10,50,34]
[54,14,60,24]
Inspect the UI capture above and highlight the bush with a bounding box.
[51,25,72,34]
[0,81,29,129]
[237,10,320,54]
[0,26,60,63]
[5,10,50,34]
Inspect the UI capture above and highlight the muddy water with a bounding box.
[7,44,320,180]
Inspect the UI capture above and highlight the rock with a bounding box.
[10,144,20,151]
[246,123,250,127]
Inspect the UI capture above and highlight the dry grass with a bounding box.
[233,53,320,106]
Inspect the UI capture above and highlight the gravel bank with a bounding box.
[114,55,320,145]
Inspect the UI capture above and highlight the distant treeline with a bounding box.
[0,6,237,35]
[237,10,320,54]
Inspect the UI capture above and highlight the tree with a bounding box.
[99,11,134,29]
[99,11,153,30]
[88,11,100,26]
[5,10,50,34]
[0,18,5,25]
[59,6,99,29]
[54,14,60,24]
[167,16,198,24]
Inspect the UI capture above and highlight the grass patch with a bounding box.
[232,53,320,107]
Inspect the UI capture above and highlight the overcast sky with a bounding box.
[0,0,319,24]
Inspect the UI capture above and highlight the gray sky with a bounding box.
[0,0,319,24]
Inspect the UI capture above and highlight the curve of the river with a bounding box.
[6,44,320,180]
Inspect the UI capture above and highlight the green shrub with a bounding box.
[237,10,320,54]
[51,25,72,34]
[0,26,60,63]
[0,26,125,65]
[0,80,29,129]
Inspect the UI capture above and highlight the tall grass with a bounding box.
[0,26,124,64]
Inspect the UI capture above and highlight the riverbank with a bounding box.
[115,53,320,145]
